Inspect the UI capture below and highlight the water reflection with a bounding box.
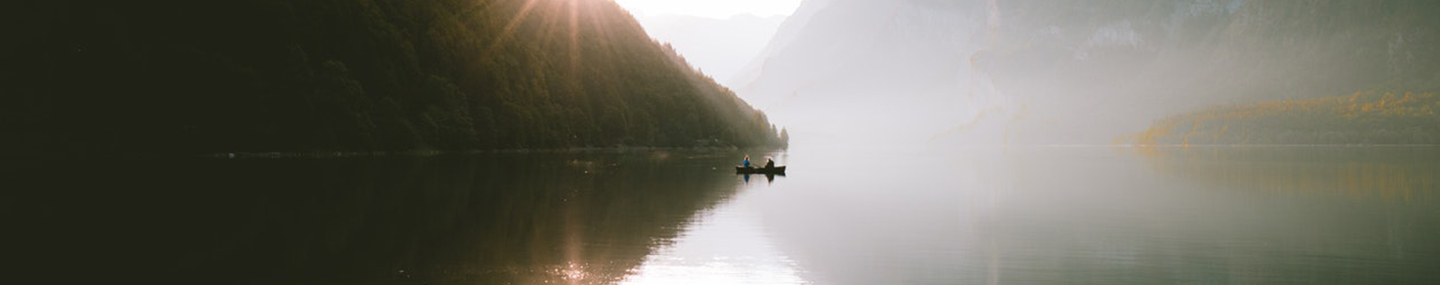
[740,173,784,184]
[623,180,805,284]
[3,152,753,284]
[716,147,1440,284]
[8,147,1439,284]
[1140,146,1440,202]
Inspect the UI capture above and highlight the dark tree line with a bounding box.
[1,0,785,155]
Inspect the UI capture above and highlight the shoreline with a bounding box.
[0,146,785,160]
[202,146,761,159]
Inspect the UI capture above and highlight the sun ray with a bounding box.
[585,1,617,58]
[532,0,569,58]
[567,0,581,76]
[485,0,544,56]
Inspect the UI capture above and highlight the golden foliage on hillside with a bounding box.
[1118,90,1440,146]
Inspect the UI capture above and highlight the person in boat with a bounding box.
[742,155,751,168]
[764,157,775,168]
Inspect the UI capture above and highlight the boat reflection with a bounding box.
[741,172,785,184]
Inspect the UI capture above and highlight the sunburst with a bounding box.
[485,0,543,56]
[566,0,582,75]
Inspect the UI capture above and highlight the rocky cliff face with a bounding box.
[737,0,1440,145]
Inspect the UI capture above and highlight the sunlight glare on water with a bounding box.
[626,145,1440,284]
[9,146,1439,284]
[622,180,808,285]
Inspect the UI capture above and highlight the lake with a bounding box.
[5,146,1439,284]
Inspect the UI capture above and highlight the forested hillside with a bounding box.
[2,0,783,155]
[1120,90,1440,146]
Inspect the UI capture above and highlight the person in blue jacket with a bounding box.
[742,155,751,167]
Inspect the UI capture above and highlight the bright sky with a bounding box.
[612,0,803,19]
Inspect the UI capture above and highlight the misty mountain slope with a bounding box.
[730,0,832,88]
[737,0,1440,145]
[1,0,783,155]
[634,13,785,83]
[735,0,1000,143]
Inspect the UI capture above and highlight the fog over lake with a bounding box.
[9,145,1438,284]
[9,0,1440,284]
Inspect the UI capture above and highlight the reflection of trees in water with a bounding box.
[1123,147,1440,283]
[917,148,1440,284]
[1142,147,1440,201]
[6,152,744,284]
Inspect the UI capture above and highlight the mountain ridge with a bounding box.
[1,0,785,156]
[735,0,1440,145]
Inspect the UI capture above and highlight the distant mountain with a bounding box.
[733,0,1007,144]
[634,13,786,84]
[736,0,1440,145]
[1,0,784,155]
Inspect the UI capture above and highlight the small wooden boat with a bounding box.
[735,166,786,174]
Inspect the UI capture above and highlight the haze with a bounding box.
[12,1,1440,284]
[613,0,802,19]
[630,0,1440,148]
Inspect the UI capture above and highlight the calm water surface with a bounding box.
[6,147,1439,284]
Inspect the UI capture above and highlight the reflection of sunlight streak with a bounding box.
[621,184,807,285]
[553,262,590,283]
[564,189,586,285]
[623,256,805,285]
